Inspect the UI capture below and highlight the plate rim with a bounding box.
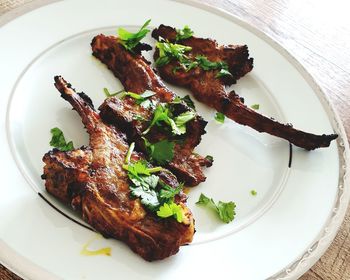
[0,0,349,279]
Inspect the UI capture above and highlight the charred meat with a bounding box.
[42,76,194,261]
[91,34,212,186]
[151,24,337,150]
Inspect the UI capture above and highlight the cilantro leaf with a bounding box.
[123,90,156,108]
[195,55,222,70]
[174,111,196,127]
[251,104,260,110]
[159,182,183,201]
[157,202,183,222]
[176,25,194,41]
[196,193,216,207]
[49,127,74,151]
[155,41,192,67]
[196,193,236,224]
[216,68,233,78]
[129,184,160,211]
[250,189,257,196]
[205,155,214,162]
[215,112,225,123]
[143,138,175,165]
[217,201,236,223]
[143,104,194,135]
[181,95,196,110]
[118,19,151,52]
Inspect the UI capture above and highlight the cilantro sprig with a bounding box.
[123,143,184,222]
[155,41,232,78]
[251,104,260,110]
[118,19,151,52]
[143,138,175,165]
[157,201,183,222]
[155,41,192,67]
[49,127,74,151]
[196,193,236,223]
[175,25,194,41]
[215,112,225,123]
[142,104,195,135]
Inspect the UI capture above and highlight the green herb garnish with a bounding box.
[143,138,175,165]
[195,55,232,78]
[49,127,74,151]
[157,202,183,222]
[215,112,225,123]
[171,95,196,110]
[124,90,156,108]
[250,189,257,196]
[196,193,236,223]
[175,25,194,41]
[123,143,184,221]
[251,104,260,110]
[181,95,196,110]
[118,19,151,52]
[155,41,192,67]
[143,104,194,135]
[205,155,214,162]
[103,88,124,98]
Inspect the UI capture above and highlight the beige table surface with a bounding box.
[1,0,349,279]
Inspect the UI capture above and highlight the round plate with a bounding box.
[0,1,349,279]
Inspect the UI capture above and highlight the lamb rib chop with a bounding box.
[91,34,212,186]
[151,24,338,150]
[42,76,194,261]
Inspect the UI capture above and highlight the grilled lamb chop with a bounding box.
[91,34,212,186]
[151,24,338,150]
[42,76,194,261]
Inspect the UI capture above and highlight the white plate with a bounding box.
[0,1,349,279]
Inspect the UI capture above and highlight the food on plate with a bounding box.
[42,76,194,261]
[151,24,338,150]
[91,34,212,186]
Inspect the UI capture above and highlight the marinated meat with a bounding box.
[151,24,338,150]
[42,76,194,261]
[91,34,212,186]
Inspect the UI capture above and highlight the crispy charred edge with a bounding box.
[220,92,338,150]
[44,77,195,261]
[42,148,91,210]
[91,34,212,185]
[151,24,254,84]
[151,25,338,150]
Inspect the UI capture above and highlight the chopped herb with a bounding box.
[205,155,214,162]
[251,104,260,110]
[103,88,124,98]
[196,193,236,223]
[173,111,196,134]
[157,202,183,222]
[158,182,183,201]
[171,95,196,110]
[123,143,183,222]
[118,19,151,52]
[143,104,194,135]
[216,68,233,78]
[250,189,257,196]
[143,138,175,165]
[175,25,194,41]
[181,95,196,110]
[124,142,135,164]
[123,90,156,108]
[155,41,192,67]
[49,127,74,151]
[215,112,225,123]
